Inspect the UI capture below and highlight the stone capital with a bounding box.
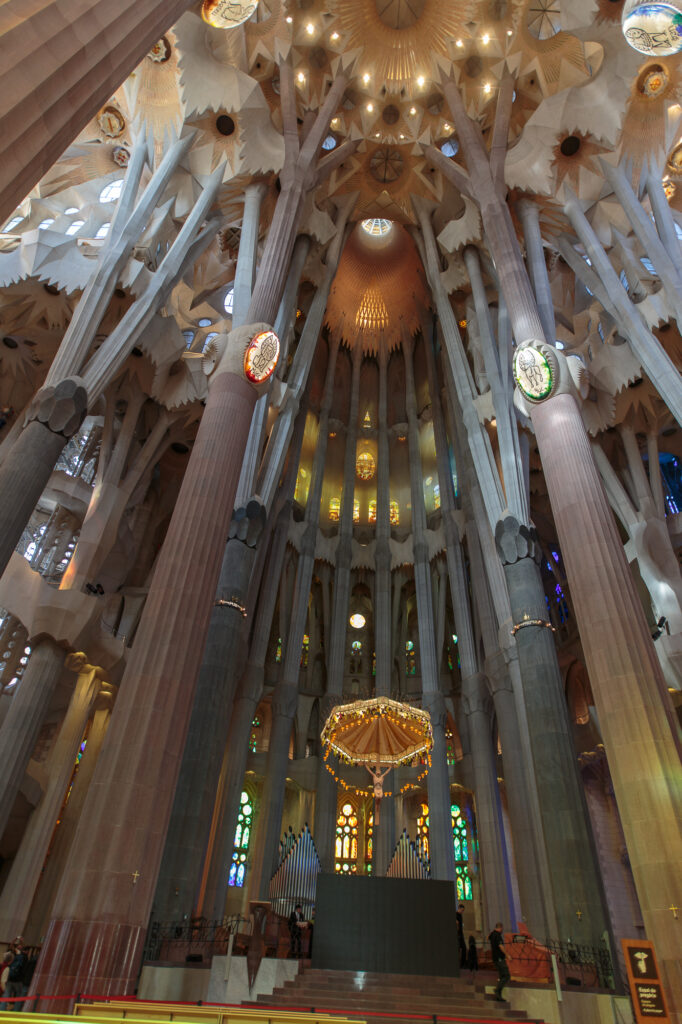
[228,498,267,548]
[495,514,541,566]
[28,377,88,438]
[422,691,447,730]
[272,682,298,720]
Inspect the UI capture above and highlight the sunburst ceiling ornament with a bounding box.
[622,1,682,55]
[361,218,393,236]
[327,0,468,88]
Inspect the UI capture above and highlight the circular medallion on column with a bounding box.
[512,344,558,403]
[201,0,260,28]
[244,329,280,383]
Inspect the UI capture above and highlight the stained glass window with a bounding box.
[335,801,359,873]
[250,715,261,752]
[366,811,374,873]
[301,634,309,667]
[368,499,377,524]
[356,451,376,480]
[229,791,253,887]
[433,483,441,510]
[329,497,341,522]
[275,637,282,662]
[351,640,362,654]
[353,499,360,523]
[451,804,472,900]
[389,500,400,525]
[406,640,416,675]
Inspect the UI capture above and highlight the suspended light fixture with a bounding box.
[622,1,682,55]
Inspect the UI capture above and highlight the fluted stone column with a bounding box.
[0,637,68,837]
[153,500,266,923]
[495,515,609,944]
[247,338,341,898]
[31,326,271,999]
[530,385,682,1021]
[517,201,556,348]
[403,333,454,883]
[373,346,395,874]
[0,656,105,939]
[25,694,114,944]
[198,500,293,920]
[423,329,513,924]
[231,183,268,329]
[314,344,363,872]
[0,0,196,223]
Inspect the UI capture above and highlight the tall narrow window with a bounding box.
[229,791,253,887]
[416,802,429,860]
[406,640,416,675]
[329,497,341,522]
[451,804,472,900]
[389,500,400,525]
[366,811,374,873]
[301,634,309,667]
[368,499,377,524]
[335,802,359,873]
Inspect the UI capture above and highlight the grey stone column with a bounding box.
[313,343,363,872]
[0,657,104,939]
[465,520,550,938]
[152,500,266,923]
[231,182,267,329]
[495,516,609,944]
[403,333,454,883]
[198,500,292,920]
[423,328,513,923]
[25,693,114,944]
[646,169,682,267]
[247,339,340,898]
[0,637,68,837]
[373,346,395,874]
[0,379,87,579]
[517,200,556,347]
[235,233,311,508]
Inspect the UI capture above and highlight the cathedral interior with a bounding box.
[0,0,681,1022]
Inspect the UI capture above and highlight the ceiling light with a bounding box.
[331,31,339,40]
[375,132,380,137]
[367,102,374,112]
[331,116,340,125]
[482,33,490,44]
[484,82,492,94]
[286,15,292,22]
[507,29,513,36]
[417,75,425,87]
[297,71,305,83]
[443,123,450,132]
[456,38,463,47]
[399,133,405,139]
[306,21,314,34]
[363,73,370,84]
[410,106,416,115]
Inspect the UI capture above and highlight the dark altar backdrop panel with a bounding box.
[312,873,458,976]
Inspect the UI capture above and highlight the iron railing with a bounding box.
[143,915,251,964]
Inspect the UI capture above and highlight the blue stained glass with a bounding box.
[228,863,237,886]
[236,863,245,886]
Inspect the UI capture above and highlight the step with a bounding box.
[252,995,531,1018]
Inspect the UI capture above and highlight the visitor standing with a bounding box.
[488,923,510,1002]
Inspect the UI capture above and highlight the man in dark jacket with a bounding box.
[5,937,27,1010]
[488,923,510,1002]
[288,904,306,958]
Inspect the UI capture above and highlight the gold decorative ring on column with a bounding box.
[511,615,556,636]
[215,597,247,618]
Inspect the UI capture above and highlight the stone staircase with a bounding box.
[244,967,546,1023]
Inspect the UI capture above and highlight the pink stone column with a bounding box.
[0,0,195,223]
[531,392,682,1023]
[30,365,259,1000]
